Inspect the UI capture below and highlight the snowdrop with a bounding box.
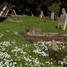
[41,51,48,57]
[0,61,3,67]
[33,48,41,53]
[11,46,27,57]
[33,49,48,57]
[6,30,10,33]
[63,58,67,64]
[5,52,11,58]
[11,65,15,67]
[41,63,44,66]
[24,56,31,62]
[20,64,22,67]
[9,62,13,66]
[4,59,10,67]
[0,52,11,59]
[60,61,64,66]
[0,33,4,38]
[58,61,64,65]
[11,41,16,45]
[11,46,21,53]
[21,50,26,55]
[62,46,65,49]
[4,59,17,67]
[0,63,3,67]
[25,44,28,47]
[1,47,6,51]
[32,58,40,67]
[13,62,17,65]
[45,61,51,65]
[14,31,18,36]
[5,61,9,67]
[0,41,11,47]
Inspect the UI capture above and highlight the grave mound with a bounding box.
[20,27,67,43]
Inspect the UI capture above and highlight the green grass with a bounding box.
[0,15,67,67]
[0,16,66,42]
[1,15,67,32]
[0,15,66,43]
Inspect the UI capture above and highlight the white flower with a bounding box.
[11,66,15,67]
[45,61,51,65]
[50,62,53,64]
[6,30,10,33]
[1,47,6,51]
[33,49,48,57]
[0,52,11,59]
[0,41,11,47]
[13,62,17,65]
[11,41,16,45]
[33,58,40,66]
[41,51,48,57]
[5,52,11,58]
[24,56,31,62]
[62,46,65,49]
[0,33,4,38]
[14,31,18,35]
[10,62,13,66]
[60,61,64,65]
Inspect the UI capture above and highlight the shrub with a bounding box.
[48,3,61,20]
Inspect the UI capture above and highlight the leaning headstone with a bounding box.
[39,11,43,18]
[0,5,7,17]
[62,14,67,30]
[58,8,67,30]
[51,40,59,51]
[13,9,17,16]
[50,11,55,21]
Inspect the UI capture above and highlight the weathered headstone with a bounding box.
[13,9,17,16]
[39,11,43,18]
[0,5,7,17]
[62,14,67,30]
[50,12,55,21]
[51,40,59,51]
[26,26,42,36]
[7,16,20,22]
[62,8,66,14]
[26,26,41,33]
[58,8,67,30]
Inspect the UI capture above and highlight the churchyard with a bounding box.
[0,15,67,67]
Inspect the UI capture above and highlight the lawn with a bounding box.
[0,15,67,67]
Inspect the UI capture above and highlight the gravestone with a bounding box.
[58,8,67,30]
[26,26,42,36]
[7,16,20,22]
[62,14,67,30]
[39,11,43,18]
[26,26,41,33]
[51,40,59,51]
[50,12,55,21]
[0,5,7,17]
[62,8,66,14]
